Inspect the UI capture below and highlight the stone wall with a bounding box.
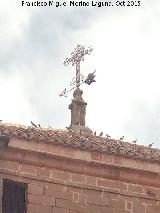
[0,158,160,213]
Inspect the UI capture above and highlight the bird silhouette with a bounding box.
[94,131,96,136]
[120,136,124,140]
[66,126,74,134]
[132,139,138,144]
[31,121,38,128]
[149,143,154,148]
[146,190,156,197]
[99,132,103,136]
[38,124,42,129]
[106,133,111,138]
[84,70,96,85]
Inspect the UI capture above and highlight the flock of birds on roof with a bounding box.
[93,130,154,148]
[0,120,155,148]
[0,121,157,197]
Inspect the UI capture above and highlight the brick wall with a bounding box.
[1,159,160,213]
[1,138,160,213]
[0,178,2,213]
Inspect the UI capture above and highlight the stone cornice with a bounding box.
[0,138,160,188]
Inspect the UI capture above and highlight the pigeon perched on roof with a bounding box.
[132,139,138,144]
[106,133,111,138]
[149,143,154,148]
[66,127,74,134]
[31,121,38,128]
[94,131,96,136]
[38,124,42,129]
[146,190,156,197]
[120,136,124,140]
[99,132,103,136]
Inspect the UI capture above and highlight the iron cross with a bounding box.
[63,44,93,88]
[59,44,95,97]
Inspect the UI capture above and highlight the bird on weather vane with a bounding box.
[59,44,96,97]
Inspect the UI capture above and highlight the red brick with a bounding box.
[45,183,72,200]
[45,183,66,194]
[50,170,70,182]
[138,197,158,206]
[144,187,160,199]
[133,202,145,213]
[128,184,144,193]
[71,174,85,184]
[103,191,119,200]
[108,199,125,210]
[69,210,81,213]
[85,175,97,187]
[146,205,160,213]
[83,189,105,206]
[28,179,46,187]
[20,164,36,175]
[102,154,114,164]
[52,207,69,213]
[56,199,101,213]
[36,167,50,178]
[91,152,102,161]
[120,170,138,182]
[0,187,2,207]
[62,148,75,158]
[66,186,81,194]
[113,156,142,170]
[73,192,79,202]
[0,179,3,187]
[102,207,129,213]
[0,160,19,172]
[74,150,91,161]
[28,194,55,206]
[120,194,138,211]
[73,192,87,204]
[28,203,52,213]
[97,178,127,191]
[101,207,117,213]
[28,184,44,195]
[125,201,132,211]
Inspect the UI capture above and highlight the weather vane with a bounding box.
[59,44,96,97]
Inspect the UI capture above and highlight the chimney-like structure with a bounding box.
[68,88,92,134]
[62,44,94,134]
[69,87,87,127]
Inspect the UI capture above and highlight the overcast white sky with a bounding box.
[0,0,160,147]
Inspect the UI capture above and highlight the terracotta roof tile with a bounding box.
[0,123,159,162]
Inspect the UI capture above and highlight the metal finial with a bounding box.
[59,44,95,97]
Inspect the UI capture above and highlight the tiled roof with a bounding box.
[0,123,159,162]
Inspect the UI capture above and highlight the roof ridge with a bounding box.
[0,123,159,163]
